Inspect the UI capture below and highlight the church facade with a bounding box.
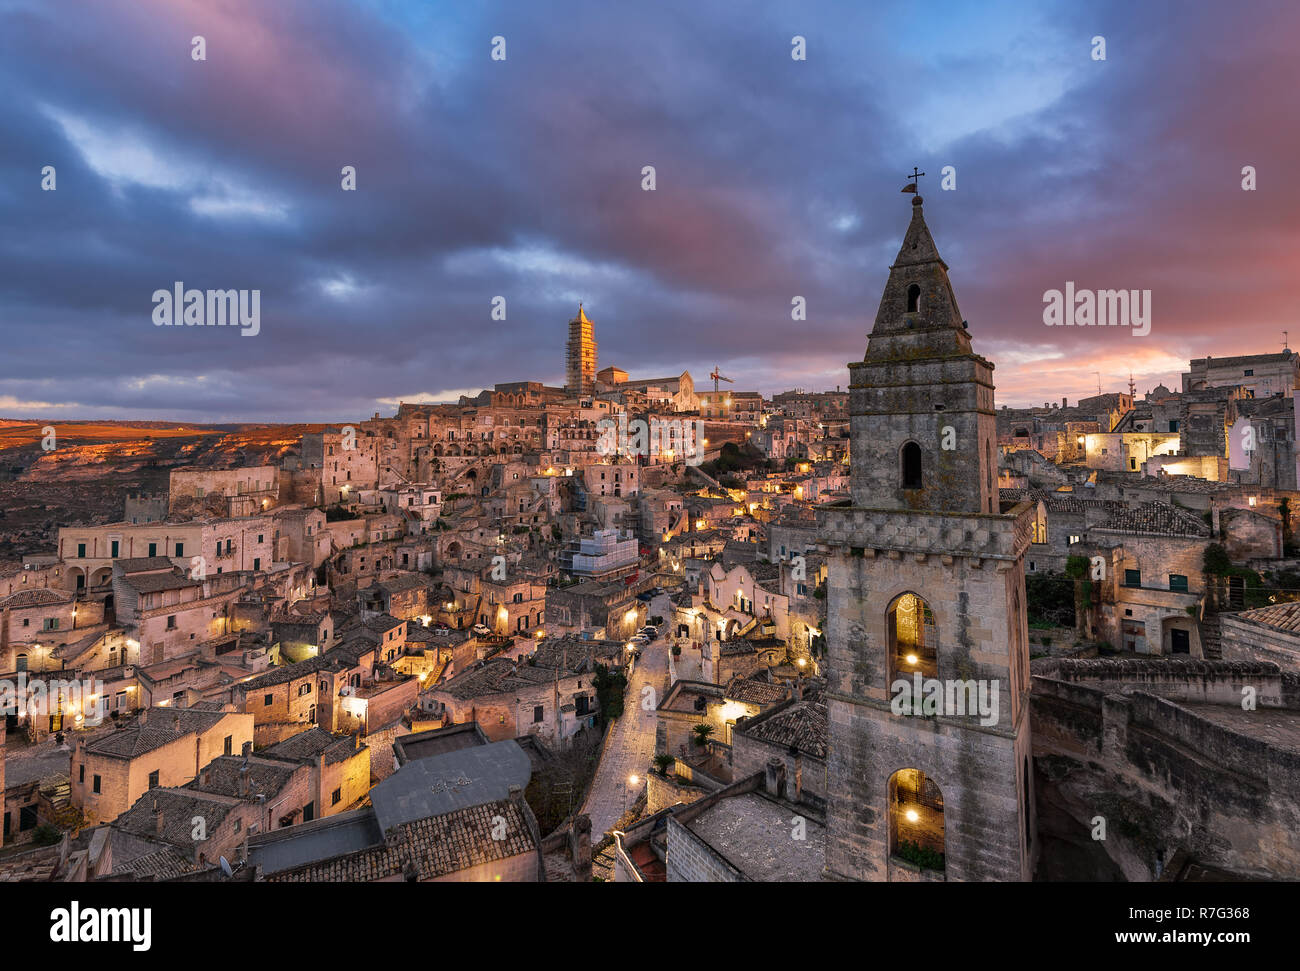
[818,192,1038,881]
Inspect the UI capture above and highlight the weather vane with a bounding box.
[901,166,925,194]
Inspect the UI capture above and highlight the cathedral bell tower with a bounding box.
[817,189,1037,881]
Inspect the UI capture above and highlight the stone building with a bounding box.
[70,704,254,825]
[1183,350,1300,399]
[817,193,1036,881]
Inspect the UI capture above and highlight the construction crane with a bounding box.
[709,366,734,393]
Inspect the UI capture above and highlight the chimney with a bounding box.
[793,679,803,702]
[791,753,804,803]
[242,741,253,758]
[1062,397,1068,408]
[764,759,786,800]
[139,709,148,726]
[172,712,181,732]
[238,762,250,798]
[507,784,524,806]
[153,798,164,837]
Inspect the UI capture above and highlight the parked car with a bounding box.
[630,633,651,645]
[472,623,491,637]
[432,625,451,636]
[638,626,659,639]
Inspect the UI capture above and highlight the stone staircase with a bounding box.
[1198,607,1223,660]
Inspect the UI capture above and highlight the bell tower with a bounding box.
[850,192,998,515]
[818,190,1036,882]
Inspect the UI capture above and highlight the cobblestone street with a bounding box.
[582,594,672,839]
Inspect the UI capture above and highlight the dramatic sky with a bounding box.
[1,0,1298,421]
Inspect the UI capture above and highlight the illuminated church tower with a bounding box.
[818,189,1036,881]
[565,304,597,395]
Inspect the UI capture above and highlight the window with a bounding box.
[332,788,342,806]
[888,768,944,868]
[175,543,184,557]
[906,283,921,313]
[889,592,937,682]
[224,735,233,756]
[1244,369,1254,376]
[533,705,544,723]
[79,765,85,783]
[42,618,59,631]
[298,683,312,696]
[901,442,923,490]
[1169,574,1189,593]
[93,775,101,794]
[148,542,157,557]
[77,543,86,558]
[1124,569,1141,587]
[148,770,159,789]
[110,540,119,557]
[166,615,177,630]
[1068,534,1081,545]
[264,693,274,706]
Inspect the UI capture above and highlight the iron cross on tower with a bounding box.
[907,166,925,189]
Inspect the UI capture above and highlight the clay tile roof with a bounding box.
[1235,600,1300,634]
[265,799,535,882]
[116,556,176,574]
[736,689,828,759]
[0,587,71,609]
[723,677,788,706]
[1093,501,1211,538]
[124,571,201,594]
[85,708,230,759]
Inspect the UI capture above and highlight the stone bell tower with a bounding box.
[818,189,1037,881]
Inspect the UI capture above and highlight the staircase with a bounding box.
[1198,606,1223,660]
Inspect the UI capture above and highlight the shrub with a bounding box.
[653,754,675,776]
[896,840,945,871]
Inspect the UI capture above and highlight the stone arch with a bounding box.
[901,441,922,490]
[887,591,937,681]
[888,767,945,869]
[88,567,113,588]
[906,283,921,313]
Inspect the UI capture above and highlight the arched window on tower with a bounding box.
[888,592,938,681]
[901,441,923,489]
[889,768,945,872]
[906,284,921,313]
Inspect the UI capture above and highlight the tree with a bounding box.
[691,723,714,747]
[1203,543,1231,576]
[592,664,627,724]
[653,754,674,776]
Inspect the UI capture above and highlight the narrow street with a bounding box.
[582,592,672,839]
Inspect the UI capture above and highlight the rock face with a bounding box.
[820,196,1036,882]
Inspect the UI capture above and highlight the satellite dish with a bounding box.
[219,856,234,878]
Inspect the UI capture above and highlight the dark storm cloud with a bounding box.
[1,0,1297,419]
